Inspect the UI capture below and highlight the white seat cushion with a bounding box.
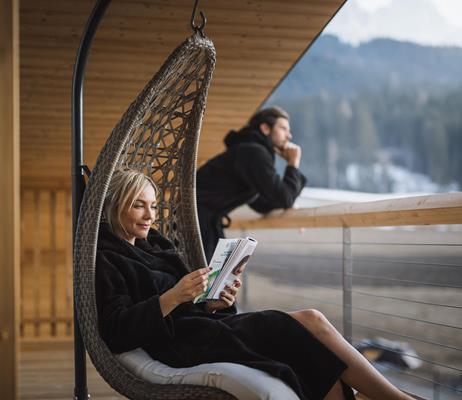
[116,348,300,400]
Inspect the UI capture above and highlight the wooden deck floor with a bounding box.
[20,339,123,400]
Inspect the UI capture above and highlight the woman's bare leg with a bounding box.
[289,309,413,400]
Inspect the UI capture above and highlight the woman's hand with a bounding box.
[160,267,210,316]
[205,277,242,313]
[172,267,211,303]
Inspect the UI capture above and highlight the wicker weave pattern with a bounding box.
[74,34,236,399]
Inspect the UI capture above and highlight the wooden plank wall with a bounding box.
[21,189,73,338]
[0,0,20,397]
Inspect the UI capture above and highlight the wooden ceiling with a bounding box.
[20,0,345,187]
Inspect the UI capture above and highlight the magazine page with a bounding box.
[207,237,258,300]
[194,238,239,303]
[206,238,246,300]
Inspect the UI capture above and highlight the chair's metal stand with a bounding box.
[71,0,111,398]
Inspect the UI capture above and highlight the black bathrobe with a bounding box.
[96,223,354,400]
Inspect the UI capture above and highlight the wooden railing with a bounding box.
[230,192,462,230]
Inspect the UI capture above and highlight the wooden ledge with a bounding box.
[230,192,462,229]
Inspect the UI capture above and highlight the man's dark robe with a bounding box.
[96,223,354,400]
[196,126,307,261]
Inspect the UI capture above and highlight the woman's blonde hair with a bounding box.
[103,168,157,237]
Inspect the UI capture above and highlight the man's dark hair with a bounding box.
[247,106,289,131]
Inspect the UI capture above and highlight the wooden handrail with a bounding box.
[230,192,462,229]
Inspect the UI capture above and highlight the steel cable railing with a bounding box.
[347,272,462,289]
[265,282,462,354]
[348,320,462,353]
[347,303,462,330]
[351,339,462,395]
[351,338,462,373]
[234,215,462,400]
[352,257,462,269]
[265,281,462,352]
[352,242,462,247]
[350,290,462,309]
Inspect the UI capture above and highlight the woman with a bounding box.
[96,169,414,400]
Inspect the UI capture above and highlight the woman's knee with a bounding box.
[303,308,326,324]
[298,309,331,336]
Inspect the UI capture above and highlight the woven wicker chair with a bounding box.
[74,33,237,400]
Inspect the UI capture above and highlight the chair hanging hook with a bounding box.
[190,0,206,37]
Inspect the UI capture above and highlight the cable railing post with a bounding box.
[433,366,441,400]
[342,227,353,343]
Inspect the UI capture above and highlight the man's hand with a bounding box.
[205,277,242,313]
[160,267,210,316]
[275,142,302,168]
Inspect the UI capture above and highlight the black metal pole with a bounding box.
[71,0,111,399]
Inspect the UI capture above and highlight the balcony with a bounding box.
[18,189,462,399]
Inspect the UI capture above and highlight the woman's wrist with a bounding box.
[159,288,180,317]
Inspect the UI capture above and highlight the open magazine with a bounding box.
[194,237,258,303]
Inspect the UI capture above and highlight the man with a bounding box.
[196,106,307,261]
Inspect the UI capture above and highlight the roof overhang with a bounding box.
[20,0,346,187]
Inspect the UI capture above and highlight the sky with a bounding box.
[324,0,462,47]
